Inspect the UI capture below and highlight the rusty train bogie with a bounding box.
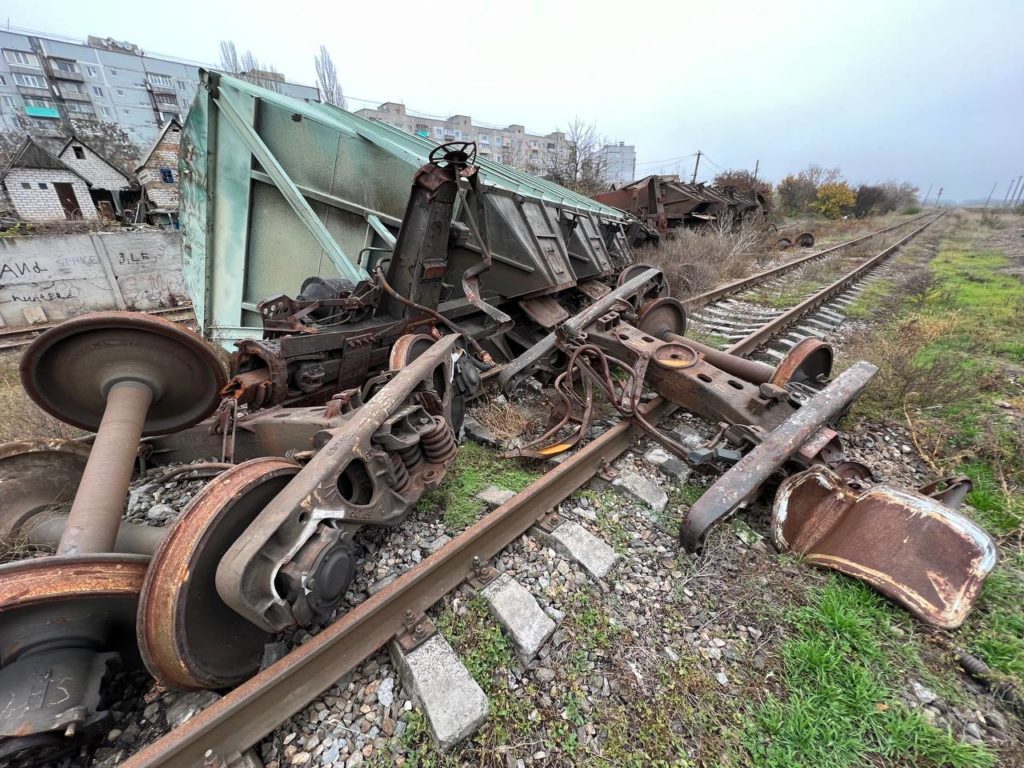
[0,77,996,764]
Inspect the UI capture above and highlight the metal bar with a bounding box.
[213,89,368,285]
[124,397,676,768]
[688,213,931,306]
[57,381,153,555]
[724,213,942,357]
[498,267,662,392]
[249,170,403,229]
[680,361,878,551]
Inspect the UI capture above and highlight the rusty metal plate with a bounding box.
[772,466,998,629]
[518,296,570,330]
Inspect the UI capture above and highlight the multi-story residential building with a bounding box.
[601,142,636,186]
[354,101,570,172]
[0,28,318,148]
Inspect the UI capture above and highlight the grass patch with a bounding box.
[418,443,538,531]
[744,578,994,768]
[968,568,1024,680]
[844,277,894,319]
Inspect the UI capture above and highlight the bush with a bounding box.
[640,219,765,297]
[811,182,856,219]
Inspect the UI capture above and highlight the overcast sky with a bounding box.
[5,0,1022,201]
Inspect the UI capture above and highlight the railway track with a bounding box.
[0,306,196,353]
[690,213,943,362]
[119,213,946,768]
[686,211,932,307]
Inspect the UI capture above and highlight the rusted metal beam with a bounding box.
[680,361,878,552]
[724,214,942,357]
[123,398,676,768]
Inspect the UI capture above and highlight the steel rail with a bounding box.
[724,212,944,357]
[687,212,932,307]
[0,306,196,350]
[124,399,677,768]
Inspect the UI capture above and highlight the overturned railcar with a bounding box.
[180,71,643,350]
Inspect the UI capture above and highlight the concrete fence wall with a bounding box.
[0,231,185,330]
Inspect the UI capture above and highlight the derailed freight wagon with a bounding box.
[180,70,647,350]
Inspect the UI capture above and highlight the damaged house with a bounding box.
[0,137,99,222]
[56,136,137,221]
[134,118,181,227]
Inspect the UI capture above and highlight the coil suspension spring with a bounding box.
[421,416,458,463]
[390,451,410,493]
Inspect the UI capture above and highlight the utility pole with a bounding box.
[921,184,933,207]
[1007,175,1022,208]
[691,150,701,184]
[753,159,760,182]
[935,187,944,207]
[1002,179,1017,207]
[983,182,998,209]
[1015,179,1024,207]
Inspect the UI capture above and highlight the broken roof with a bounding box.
[1,136,92,186]
[134,118,182,173]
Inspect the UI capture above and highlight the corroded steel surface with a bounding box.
[20,310,226,435]
[0,554,148,610]
[138,458,300,690]
[680,361,879,552]
[122,400,676,768]
[772,466,998,628]
[0,438,91,540]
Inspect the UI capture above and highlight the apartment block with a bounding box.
[353,101,570,172]
[0,28,318,148]
[602,142,636,186]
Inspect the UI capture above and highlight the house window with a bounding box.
[13,73,47,88]
[52,59,78,74]
[73,146,85,159]
[21,183,30,189]
[149,74,173,87]
[38,183,47,189]
[433,127,443,137]
[92,86,103,97]
[0,75,6,86]
[110,68,118,76]
[116,89,125,96]
[87,66,97,76]
[1,95,16,108]
[123,109,130,116]
[65,102,94,115]
[176,79,188,90]
[494,136,502,146]
[4,50,40,67]
[60,82,86,96]
[24,97,55,108]
[156,92,176,105]
[159,168,175,184]
[100,106,112,117]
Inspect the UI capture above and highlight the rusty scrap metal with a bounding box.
[216,334,467,634]
[771,466,998,628]
[120,398,676,768]
[680,361,878,552]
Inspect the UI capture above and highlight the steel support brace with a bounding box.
[213,88,368,285]
[680,361,878,552]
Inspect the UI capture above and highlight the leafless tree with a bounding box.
[541,119,607,195]
[0,118,140,175]
[314,46,347,109]
[218,40,282,92]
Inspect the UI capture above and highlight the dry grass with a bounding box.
[845,313,974,414]
[0,363,80,443]
[471,395,536,442]
[639,220,768,298]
